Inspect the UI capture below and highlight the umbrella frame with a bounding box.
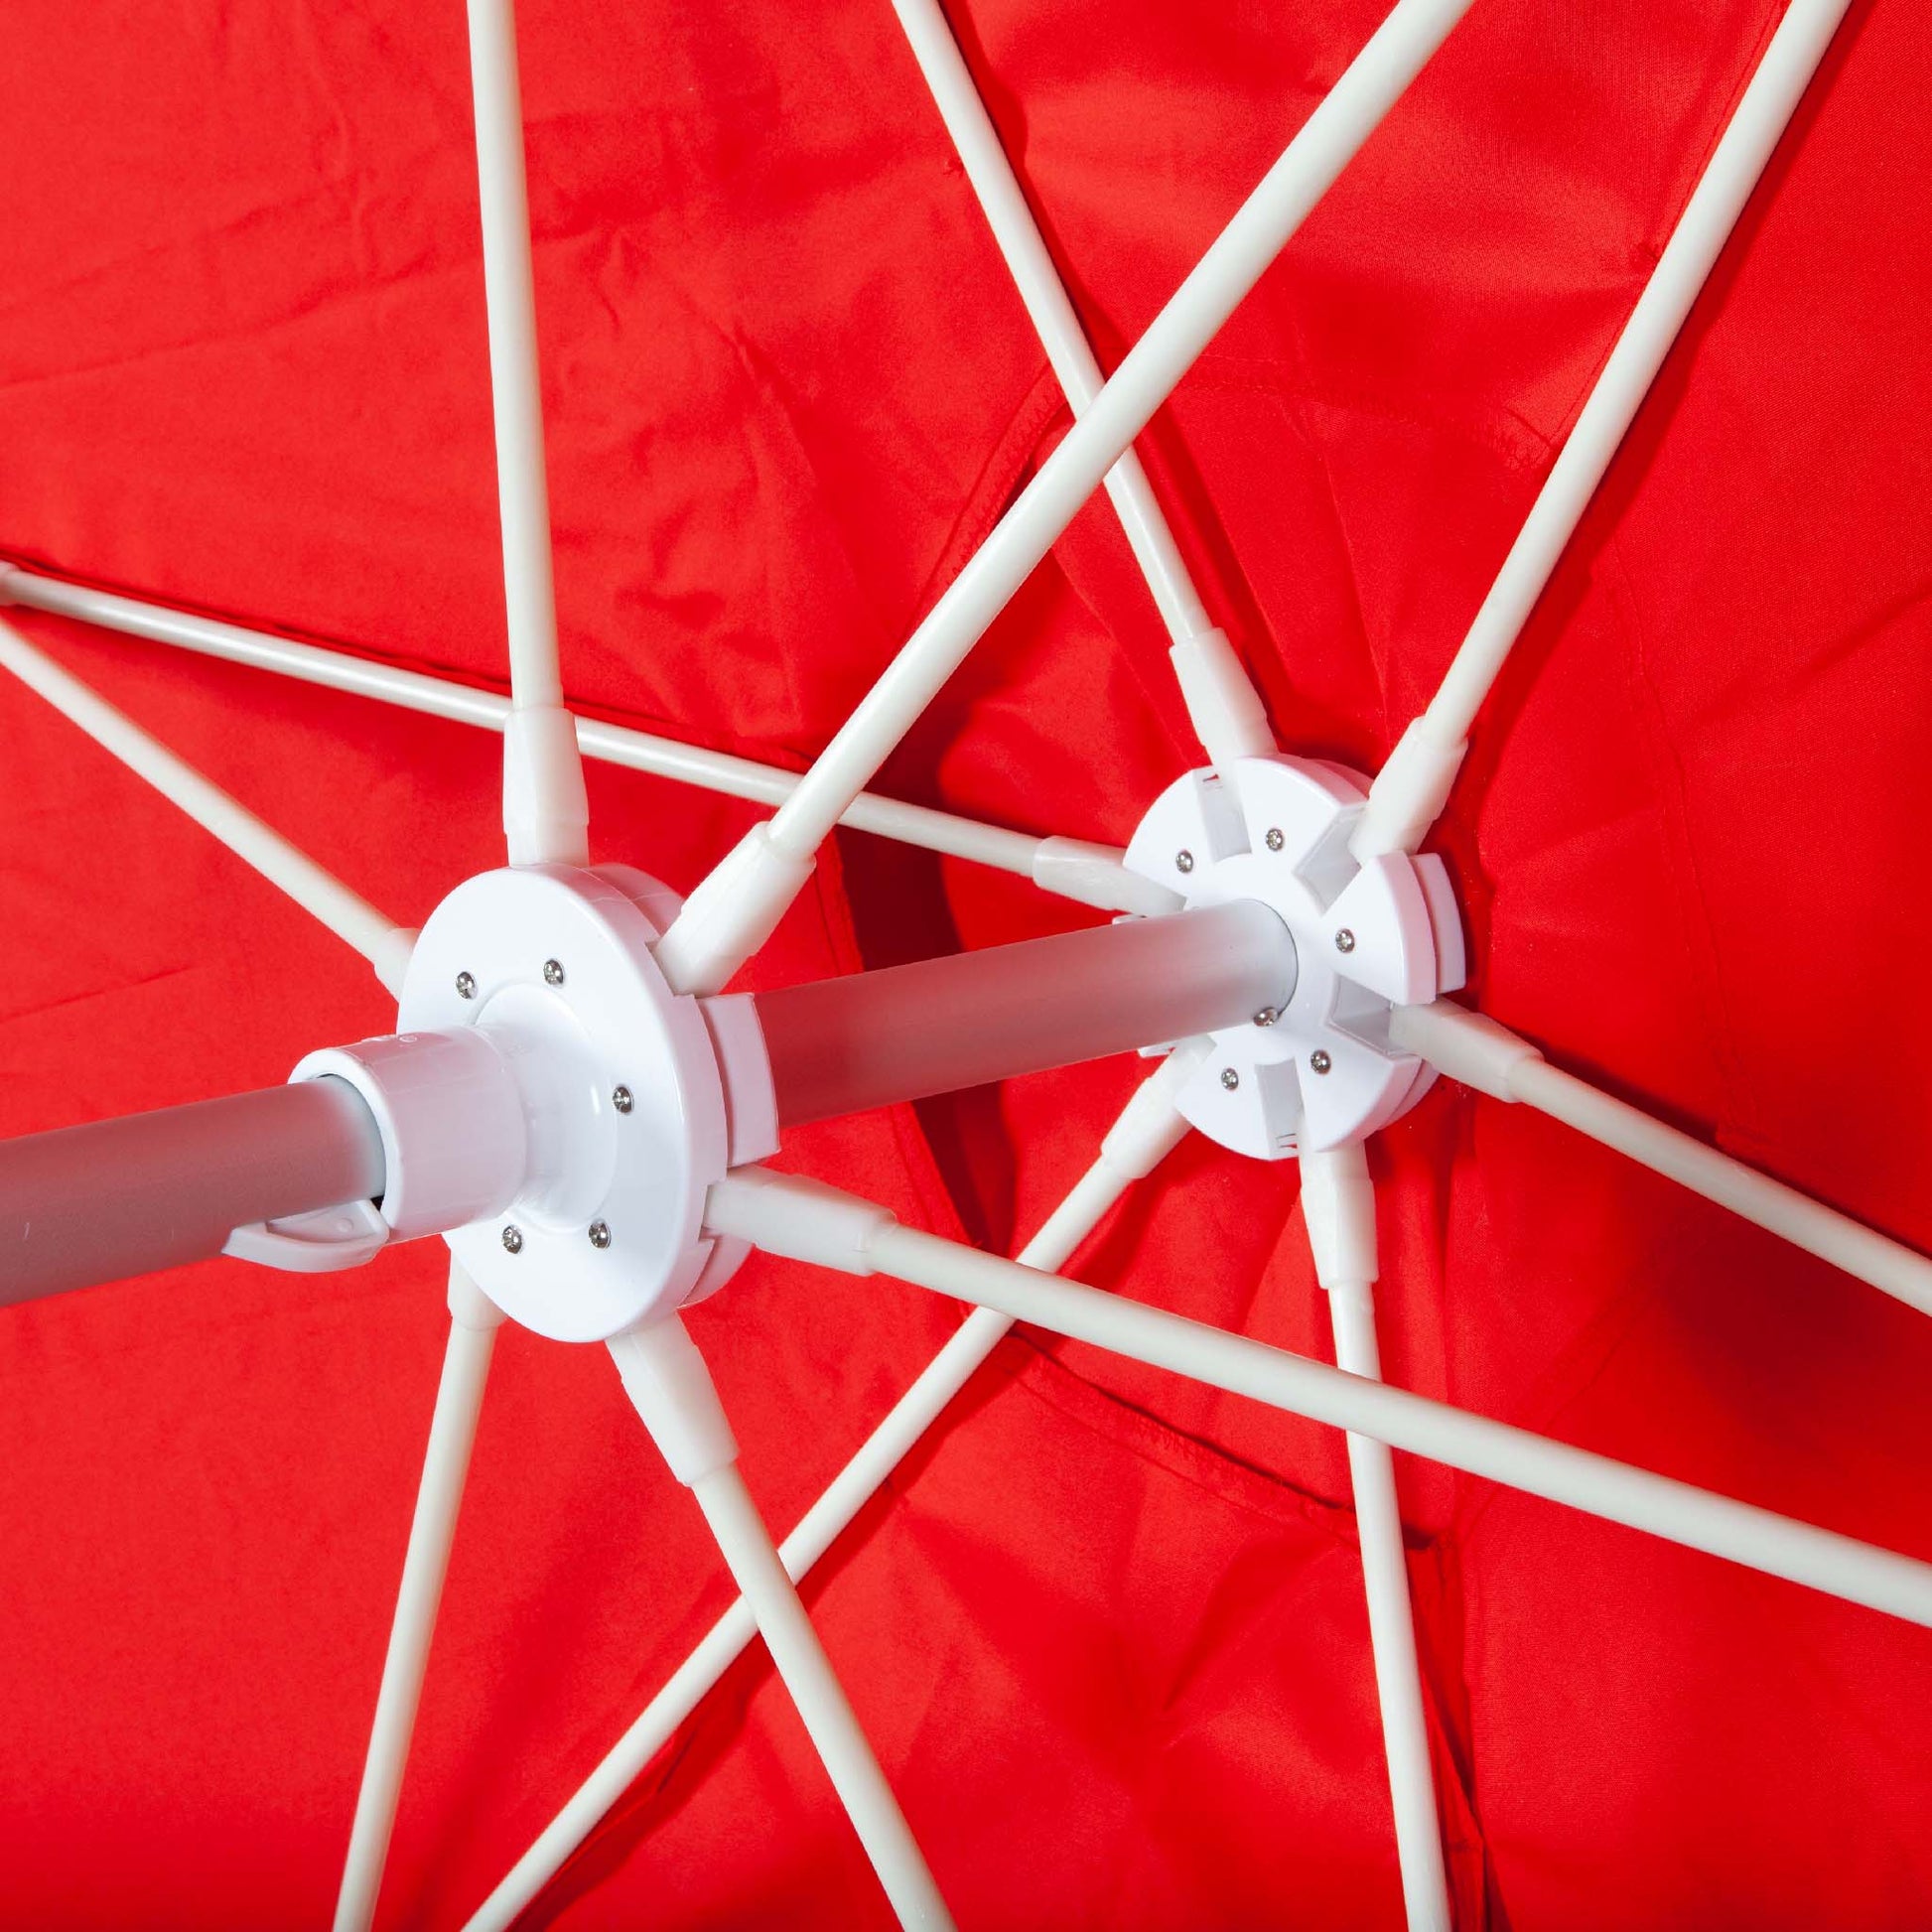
[0,0,1900,1928]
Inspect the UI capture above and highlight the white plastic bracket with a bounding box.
[1122,756,1466,1158]
[221,1196,390,1273]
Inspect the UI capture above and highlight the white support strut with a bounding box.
[652,0,1479,996]
[1392,1000,1932,1319]
[1352,0,1857,861]
[1302,1146,1450,1932]
[706,1169,1932,1630]
[0,613,412,991]
[465,0,590,865]
[888,0,1276,771]
[691,1461,954,1931]
[0,565,1170,917]
[333,1265,504,1932]
[611,1315,955,1931]
[342,105,613,1869]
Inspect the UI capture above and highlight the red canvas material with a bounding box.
[2,1,1930,1924]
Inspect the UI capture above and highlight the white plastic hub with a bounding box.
[1123,756,1465,1159]
[387,864,767,1342]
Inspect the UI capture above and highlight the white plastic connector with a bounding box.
[1031,836,1183,917]
[502,703,591,869]
[1388,999,1542,1102]
[653,823,817,997]
[221,1196,391,1273]
[608,1314,741,1486]
[704,1168,896,1276]
[1350,714,1468,862]
[1170,626,1277,773]
[1300,1143,1380,1290]
[292,1029,528,1242]
[1101,1036,1214,1178]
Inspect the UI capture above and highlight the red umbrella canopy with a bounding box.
[2,0,1929,1926]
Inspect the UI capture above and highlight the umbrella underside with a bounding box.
[1,1,1929,1926]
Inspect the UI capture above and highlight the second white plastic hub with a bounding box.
[1123,756,1465,1158]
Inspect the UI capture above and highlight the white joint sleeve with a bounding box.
[1351,714,1468,861]
[609,1315,740,1485]
[502,704,591,868]
[704,1168,895,1275]
[1101,1037,1213,1178]
[1388,1000,1542,1102]
[1300,1146,1379,1289]
[653,824,817,997]
[1170,627,1276,771]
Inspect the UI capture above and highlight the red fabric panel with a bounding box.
[1,1,1929,1926]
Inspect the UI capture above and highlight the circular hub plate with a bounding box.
[398,865,732,1341]
[1123,757,1464,1158]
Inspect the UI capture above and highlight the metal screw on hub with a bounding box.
[1253,1007,1279,1028]
[1220,1066,1240,1090]
[1334,928,1356,954]
[588,1220,612,1250]
[1265,827,1285,852]
[543,958,566,986]
[612,1085,634,1115]
[455,970,477,1000]
[1174,850,1195,875]
[1310,1050,1332,1075]
[501,1225,524,1254]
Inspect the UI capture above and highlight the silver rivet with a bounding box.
[588,1220,612,1250]
[612,1085,634,1115]
[1334,928,1357,954]
[1174,850,1195,875]
[1265,827,1285,853]
[500,1225,523,1254]
[543,958,566,987]
[455,970,477,1000]
[1253,1007,1279,1028]
[1220,1066,1239,1090]
[1310,1050,1332,1075]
